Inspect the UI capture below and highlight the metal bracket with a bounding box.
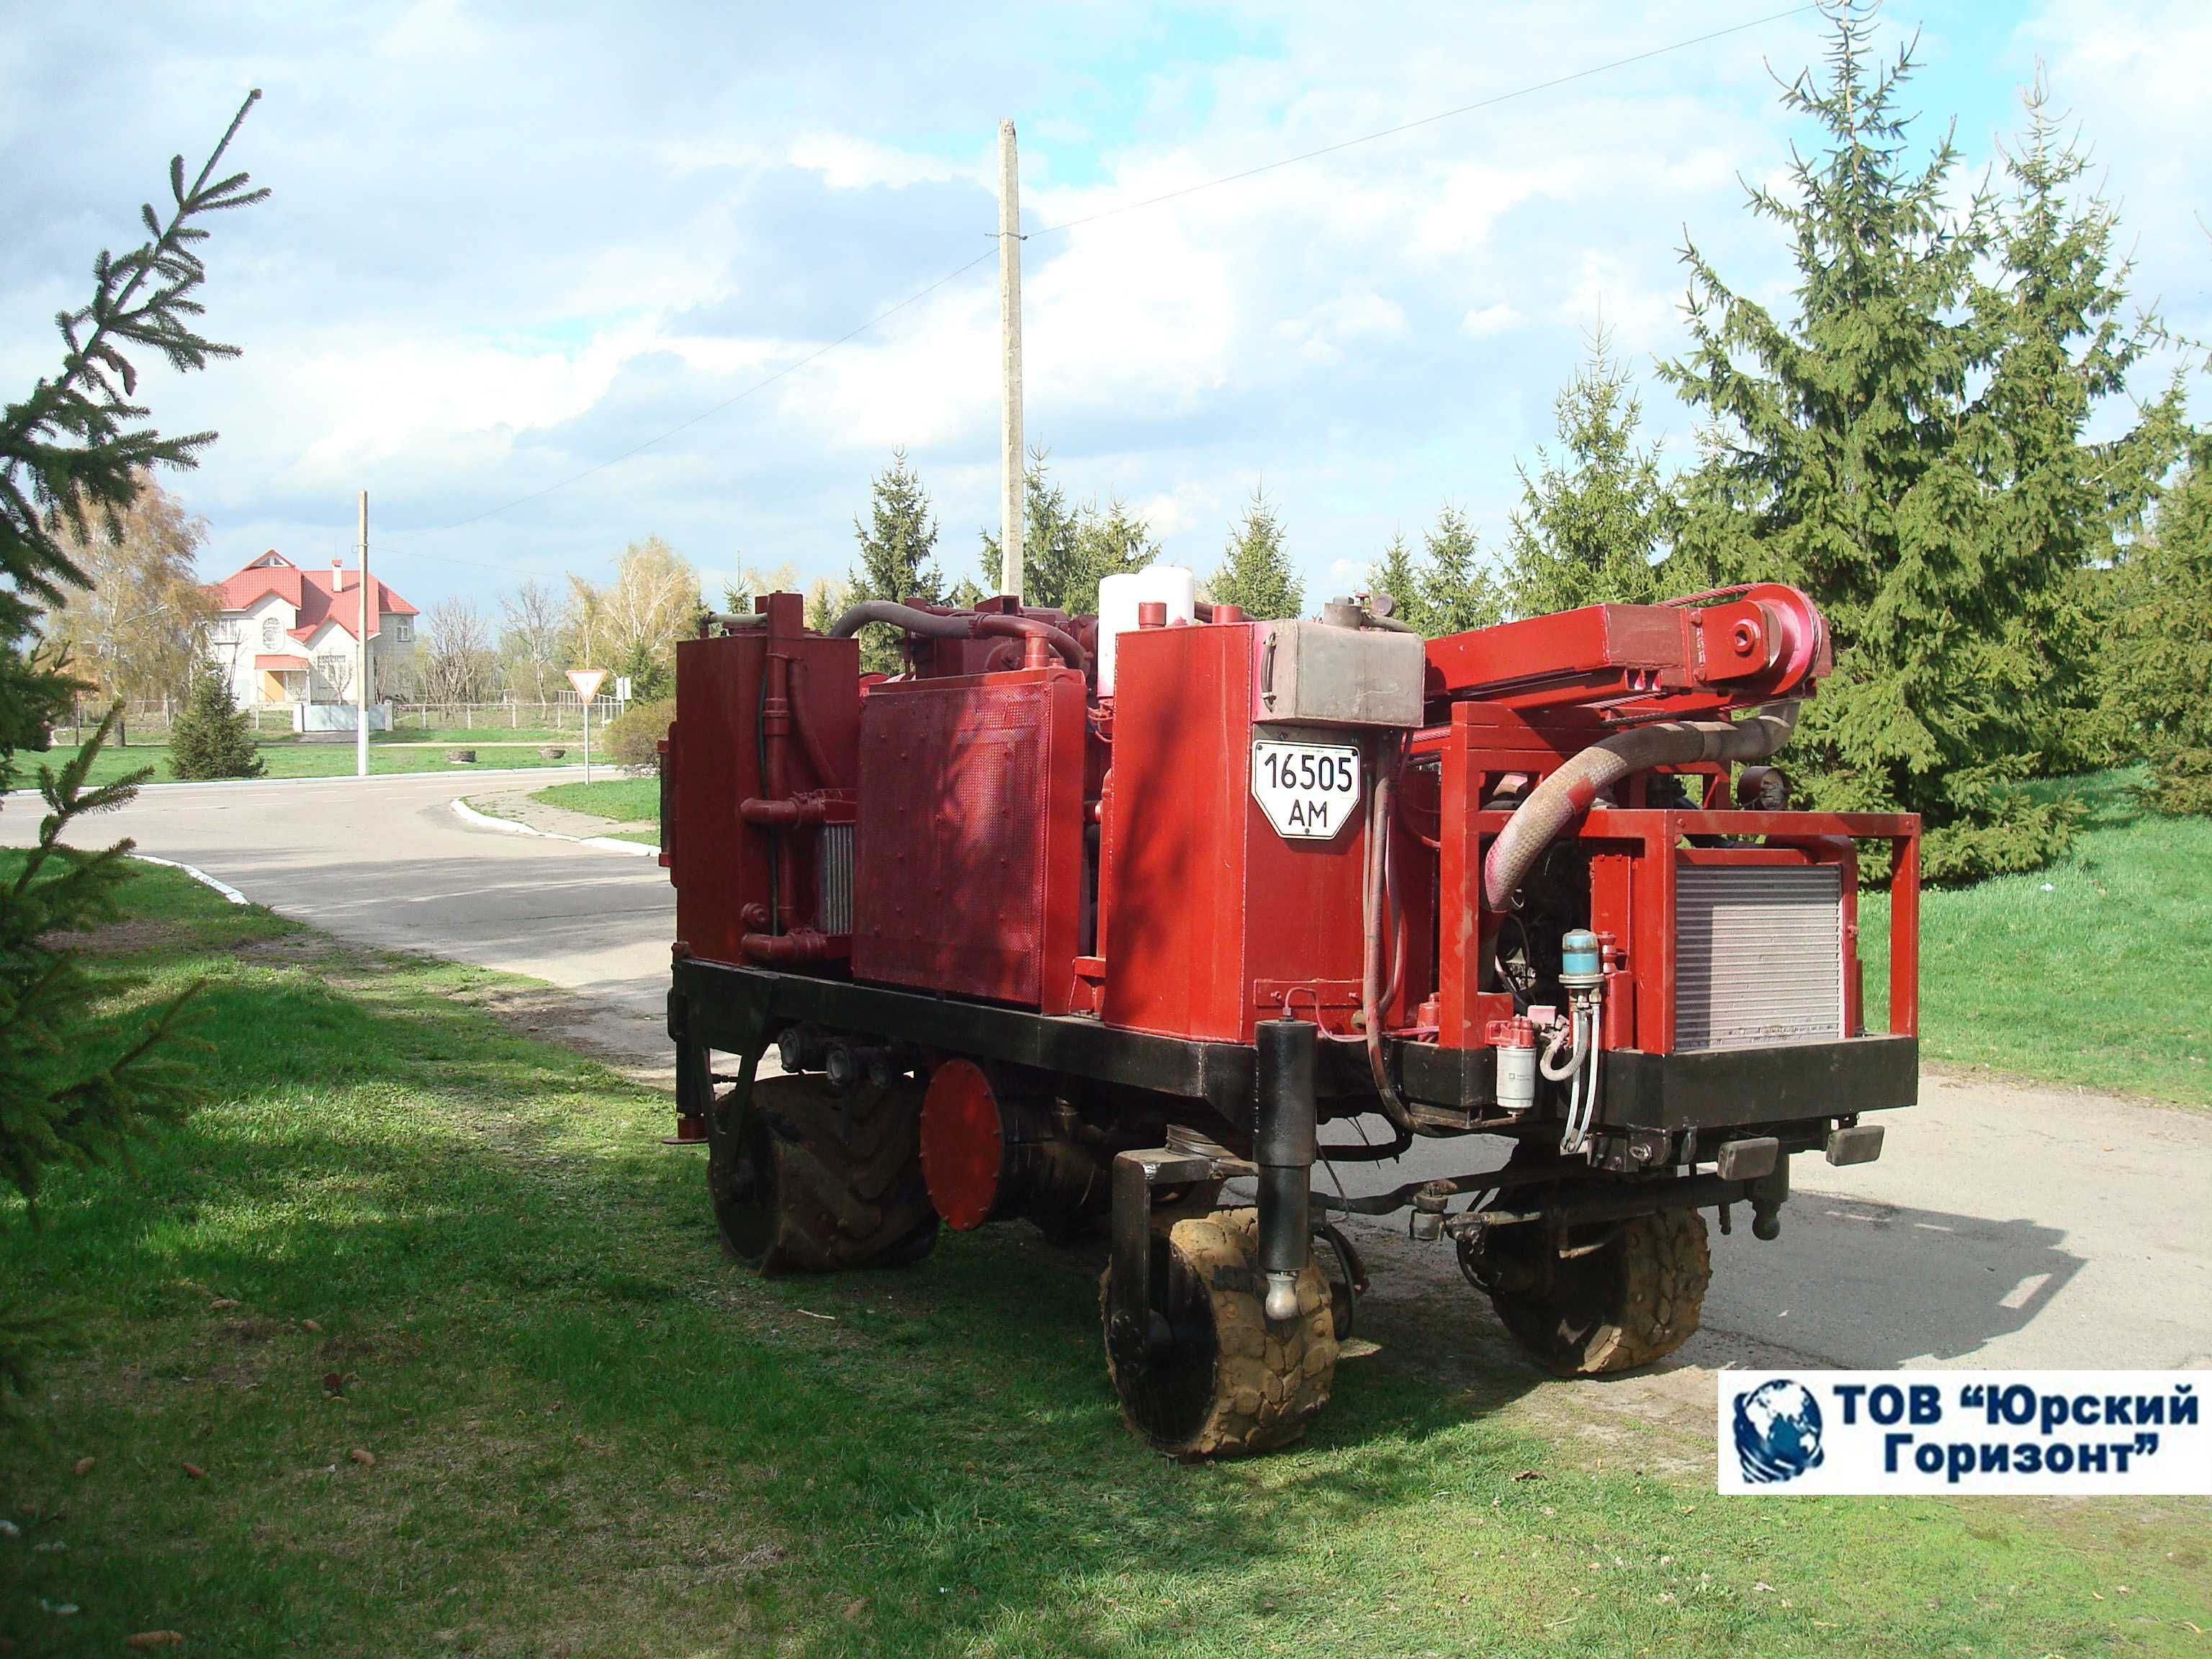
[1107,1145,1252,1366]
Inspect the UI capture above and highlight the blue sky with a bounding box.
[4,0,2206,619]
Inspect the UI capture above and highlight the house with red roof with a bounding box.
[204,551,420,711]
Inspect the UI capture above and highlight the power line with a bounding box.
[1032,4,1819,237]
[374,3,1816,567]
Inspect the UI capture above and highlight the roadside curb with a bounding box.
[449,796,656,859]
[131,852,250,905]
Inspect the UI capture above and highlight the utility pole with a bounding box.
[997,117,1025,602]
[355,490,371,778]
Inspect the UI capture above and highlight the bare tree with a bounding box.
[567,535,700,673]
[498,578,562,701]
[48,472,215,738]
[421,598,498,703]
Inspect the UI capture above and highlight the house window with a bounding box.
[317,654,349,688]
[395,617,413,643]
[261,616,281,649]
[209,619,240,645]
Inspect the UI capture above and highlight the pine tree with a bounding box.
[1071,495,1161,615]
[1418,505,1502,636]
[846,447,943,672]
[617,635,671,701]
[2109,460,2212,814]
[1367,531,1425,631]
[1209,487,1303,620]
[0,93,264,1408]
[1970,76,2190,776]
[168,655,264,780]
[979,449,1080,609]
[1658,11,2073,882]
[1504,332,1671,617]
[978,451,1161,617]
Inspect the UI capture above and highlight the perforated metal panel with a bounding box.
[1674,864,1844,1052]
[851,675,1084,1009]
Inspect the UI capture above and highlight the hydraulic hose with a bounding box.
[1480,703,1800,914]
[1361,759,1419,1137]
[828,600,1087,672]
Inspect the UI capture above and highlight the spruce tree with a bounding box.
[1659,12,2070,881]
[1209,487,1303,620]
[1970,78,2189,775]
[978,451,1161,616]
[1505,333,1671,617]
[168,655,264,780]
[1368,531,1425,631]
[1,93,264,1406]
[2109,461,2212,814]
[1418,505,1502,636]
[1070,496,1161,615]
[979,449,1080,609]
[845,448,944,672]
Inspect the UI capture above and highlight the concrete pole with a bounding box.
[997,118,1025,603]
[355,490,371,778]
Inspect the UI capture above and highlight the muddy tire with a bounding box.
[1100,1209,1337,1460]
[708,1072,938,1274]
[1470,1208,1710,1377]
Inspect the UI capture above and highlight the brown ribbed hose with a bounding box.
[827,600,1087,672]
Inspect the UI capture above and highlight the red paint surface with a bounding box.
[919,1058,1002,1230]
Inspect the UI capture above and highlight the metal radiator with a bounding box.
[1674,863,1845,1052]
[816,823,854,937]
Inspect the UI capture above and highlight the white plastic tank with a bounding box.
[1096,565,1197,694]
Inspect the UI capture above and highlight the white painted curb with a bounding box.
[449,796,657,858]
[130,853,251,905]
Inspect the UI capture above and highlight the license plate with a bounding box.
[1251,737,1360,840]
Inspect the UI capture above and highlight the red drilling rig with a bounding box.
[661,576,1919,1457]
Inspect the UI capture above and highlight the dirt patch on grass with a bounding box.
[38,917,184,956]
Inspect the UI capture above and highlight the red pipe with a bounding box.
[742,928,846,963]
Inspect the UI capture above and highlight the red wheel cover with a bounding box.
[919,1058,1004,1231]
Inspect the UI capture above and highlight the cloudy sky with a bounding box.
[5,0,2206,616]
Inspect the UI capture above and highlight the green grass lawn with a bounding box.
[530,775,659,824]
[4,861,2207,1656]
[25,736,584,789]
[1863,768,2212,1105]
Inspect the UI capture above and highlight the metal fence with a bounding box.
[68,698,629,745]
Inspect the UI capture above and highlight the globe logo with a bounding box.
[1733,1378,1825,1484]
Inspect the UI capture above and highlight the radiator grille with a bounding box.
[1675,864,1843,1052]
[816,823,854,936]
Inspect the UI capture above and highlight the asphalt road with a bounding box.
[8,770,2207,1372]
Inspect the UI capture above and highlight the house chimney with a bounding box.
[332,558,346,591]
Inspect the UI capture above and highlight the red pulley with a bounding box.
[919,1058,1004,1230]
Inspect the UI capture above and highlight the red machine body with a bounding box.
[852,665,1088,1011]
[665,577,1923,1459]
[1100,619,1379,1043]
[667,579,1918,1110]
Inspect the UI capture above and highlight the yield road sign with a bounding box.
[567,667,608,701]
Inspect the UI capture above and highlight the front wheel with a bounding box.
[1100,1209,1337,1460]
[1464,1208,1710,1376]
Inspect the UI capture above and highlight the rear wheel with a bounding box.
[1100,1209,1337,1460]
[1465,1208,1710,1376]
[708,1072,938,1273]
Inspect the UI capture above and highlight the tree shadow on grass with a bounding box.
[3,959,1585,1657]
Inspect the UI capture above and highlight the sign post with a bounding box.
[567,667,608,783]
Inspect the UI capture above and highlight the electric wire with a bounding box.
[364,4,1818,567]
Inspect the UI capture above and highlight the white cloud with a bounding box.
[16,1,2195,616]
[1461,302,1521,338]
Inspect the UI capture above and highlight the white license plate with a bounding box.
[1251,737,1360,840]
